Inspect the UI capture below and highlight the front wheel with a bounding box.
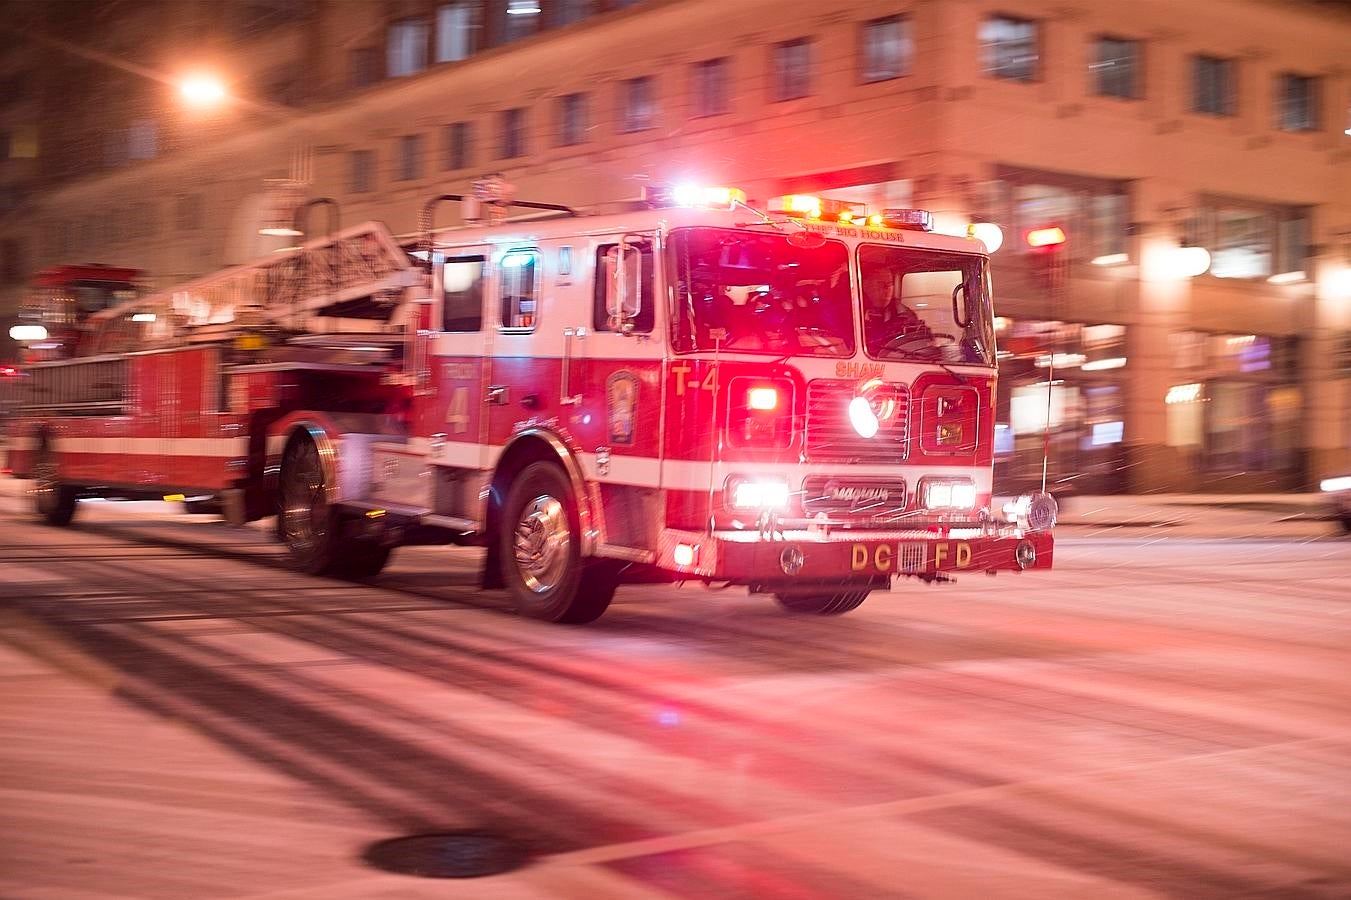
[499,462,615,624]
[33,441,78,527]
[774,590,871,615]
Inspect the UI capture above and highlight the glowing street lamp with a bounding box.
[179,73,228,108]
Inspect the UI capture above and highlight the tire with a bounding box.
[499,461,615,623]
[278,433,389,578]
[336,541,392,579]
[774,589,871,615]
[32,440,78,527]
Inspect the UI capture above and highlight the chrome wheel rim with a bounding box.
[281,441,325,552]
[513,493,570,593]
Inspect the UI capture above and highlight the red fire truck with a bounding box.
[6,184,1056,623]
[9,263,144,361]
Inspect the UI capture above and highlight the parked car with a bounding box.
[1321,476,1351,534]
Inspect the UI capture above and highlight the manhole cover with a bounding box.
[362,832,528,878]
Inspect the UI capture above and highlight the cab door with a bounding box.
[483,245,546,453]
[424,246,493,509]
[584,233,664,474]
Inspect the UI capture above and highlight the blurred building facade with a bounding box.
[0,0,1348,492]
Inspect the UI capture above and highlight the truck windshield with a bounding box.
[670,227,853,356]
[859,245,996,367]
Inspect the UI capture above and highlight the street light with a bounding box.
[178,73,228,108]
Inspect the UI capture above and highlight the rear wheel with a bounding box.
[774,589,871,615]
[32,440,78,527]
[499,461,615,623]
[278,433,389,579]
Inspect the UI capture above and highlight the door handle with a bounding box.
[486,384,510,405]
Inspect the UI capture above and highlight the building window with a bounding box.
[500,108,526,159]
[1192,55,1236,116]
[998,320,1130,493]
[691,57,729,118]
[0,239,24,286]
[103,130,127,168]
[9,124,37,159]
[981,16,1038,82]
[263,62,303,108]
[771,38,812,101]
[443,122,471,170]
[502,0,541,44]
[1092,36,1140,99]
[127,118,157,160]
[388,17,429,77]
[1276,73,1318,132]
[993,168,1130,263]
[555,0,592,26]
[557,92,588,146]
[620,76,656,132]
[1192,200,1309,279]
[691,57,734,118]
[350,47,378,88]
[1167,332,1300,477]
[436,3,477,62]
[175,193,203,231]
[350,149,375,193]
[860,15,910,83]
[397,134,423,181]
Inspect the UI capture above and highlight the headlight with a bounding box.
[726,477,790,510]
[1320,476,1351,493]
[920,478,976,510]
[848,396,880,438]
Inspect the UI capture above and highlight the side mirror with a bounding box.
[951,281,970,329]
[605,238,643,331]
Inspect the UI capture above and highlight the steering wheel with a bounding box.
[881,331,956,355]
[795,325,842,348]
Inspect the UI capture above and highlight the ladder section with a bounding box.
[89,221,425,352]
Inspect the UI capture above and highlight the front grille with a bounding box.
[805,379,909,463]
[802,475,908,518]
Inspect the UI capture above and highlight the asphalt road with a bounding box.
[2,491,1349,899]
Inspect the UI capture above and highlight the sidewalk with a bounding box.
[1054,491,1332,532]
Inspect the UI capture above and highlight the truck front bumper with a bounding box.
[657,526,1053,584]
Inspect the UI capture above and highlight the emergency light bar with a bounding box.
[879,209,933,231]
[646,184,746,210]
[768,196,935,232]
[768,194,862,222]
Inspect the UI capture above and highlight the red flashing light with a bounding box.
[0,366,17,377]
[1026,226,1067,249]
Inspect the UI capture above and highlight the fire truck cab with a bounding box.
[7,185,1055,623]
